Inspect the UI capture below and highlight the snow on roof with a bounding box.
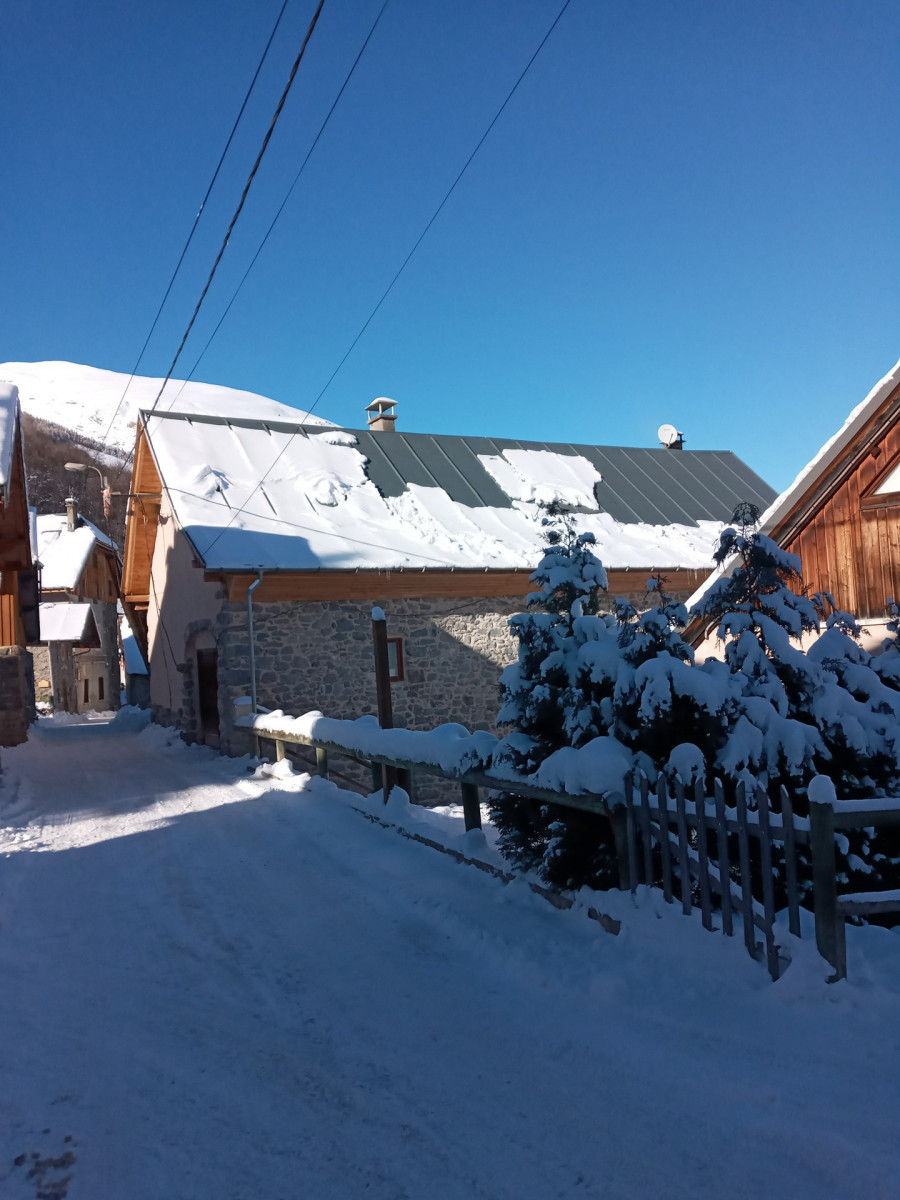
[479,448,602,509]
[0,360,333,452]
[759,354,900,538]
[36,513,116,591]
[0,383,20,490]
[39,602,95,642]
[120,616,148,675]
[144,412,751,573]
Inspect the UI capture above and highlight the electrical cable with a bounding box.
[148,0,327,416]
[198,0,573,564]
[100,0,293,448]
[163,0,391,413]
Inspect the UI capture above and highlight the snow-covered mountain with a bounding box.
[0,361,332,452]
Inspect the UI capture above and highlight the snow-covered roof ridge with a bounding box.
[0,382,20,490]
[760,354,900,537]
[0,360,334,453]
[36,512,117,591]
[141,410,775,574]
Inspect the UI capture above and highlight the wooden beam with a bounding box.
[214,567,706,605]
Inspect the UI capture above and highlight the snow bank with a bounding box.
[0,360,333,452]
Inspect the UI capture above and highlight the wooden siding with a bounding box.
[122,427,163,606]
[214,567,708,605]
[776,398,900,620]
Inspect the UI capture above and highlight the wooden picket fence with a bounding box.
[239,707,900,982]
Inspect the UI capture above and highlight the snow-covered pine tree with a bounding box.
[491,506,621,888]
[692,515,900,895]
[492,510,732,891]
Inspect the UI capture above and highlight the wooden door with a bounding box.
[196,649,220,742]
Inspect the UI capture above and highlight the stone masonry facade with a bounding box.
[153,579,697,800]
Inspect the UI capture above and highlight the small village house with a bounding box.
[33,503,121,712]
[122,401,775,756]
[0,384,39,745]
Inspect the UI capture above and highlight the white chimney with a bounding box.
[65,496,78,532]
[366,397,397,432]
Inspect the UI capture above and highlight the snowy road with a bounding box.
[1,715,899,1200]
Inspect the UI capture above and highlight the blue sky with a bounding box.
[3,0,898,491]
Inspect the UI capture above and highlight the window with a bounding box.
[83,678,90,704]
[98,676,105,702]
[386,637,404,682]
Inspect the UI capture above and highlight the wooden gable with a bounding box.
[122,423,163,610]
[767,372,900,619]
[0,407,34,647]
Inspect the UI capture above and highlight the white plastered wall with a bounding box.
[146,493,223,714]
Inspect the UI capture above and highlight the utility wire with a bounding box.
[149,0,327,414]
[163,0,391,413]
[198,0,573,565]
[101,0,293,448]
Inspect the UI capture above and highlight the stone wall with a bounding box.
[0,646,34,746]
[153,575,700,801]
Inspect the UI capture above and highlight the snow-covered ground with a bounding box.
[1,714,899,1199]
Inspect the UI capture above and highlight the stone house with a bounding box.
[122,402,775,760]
[32,502,121,712]
[0,384,39,745]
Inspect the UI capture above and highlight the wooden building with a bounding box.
[122,403,774,755]
[761,356,900,627]
[0,384,38,745]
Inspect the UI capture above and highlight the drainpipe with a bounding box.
[247,571,264,713]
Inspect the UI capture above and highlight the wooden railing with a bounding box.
[237,705,900,982]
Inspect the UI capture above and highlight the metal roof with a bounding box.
[334,429,775,528]
[152,412,775,530]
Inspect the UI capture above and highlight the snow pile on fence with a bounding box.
[235,707,632,797]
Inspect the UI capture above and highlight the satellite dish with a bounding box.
[657,423,682,448]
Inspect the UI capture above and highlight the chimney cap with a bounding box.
[365,397,397,415]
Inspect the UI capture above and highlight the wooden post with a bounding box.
[275,739,285,762]
[694,778,713,931]
[779,785,801,938]
[460,782,482,831]
[674,776,692,916]
[713,778,733,937]
[656,774,673,903]
[734,779,758,959]
[315,746,328,779]
[608,794,631,891]
[808,776,846,980]
[756,783,779,980]
[639,772,653,886]
[371,608,396,802]
[624,773,639,895]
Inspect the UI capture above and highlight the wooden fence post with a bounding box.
[315,746,328,779]
[808,775,846,980]
[371,608,396,802]
[608,793,631,891]
[460,782,482,832]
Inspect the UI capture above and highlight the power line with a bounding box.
[101,0,293,448]
[149,0,327,416]
[163,0,391,412]
[198,0,574,564]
